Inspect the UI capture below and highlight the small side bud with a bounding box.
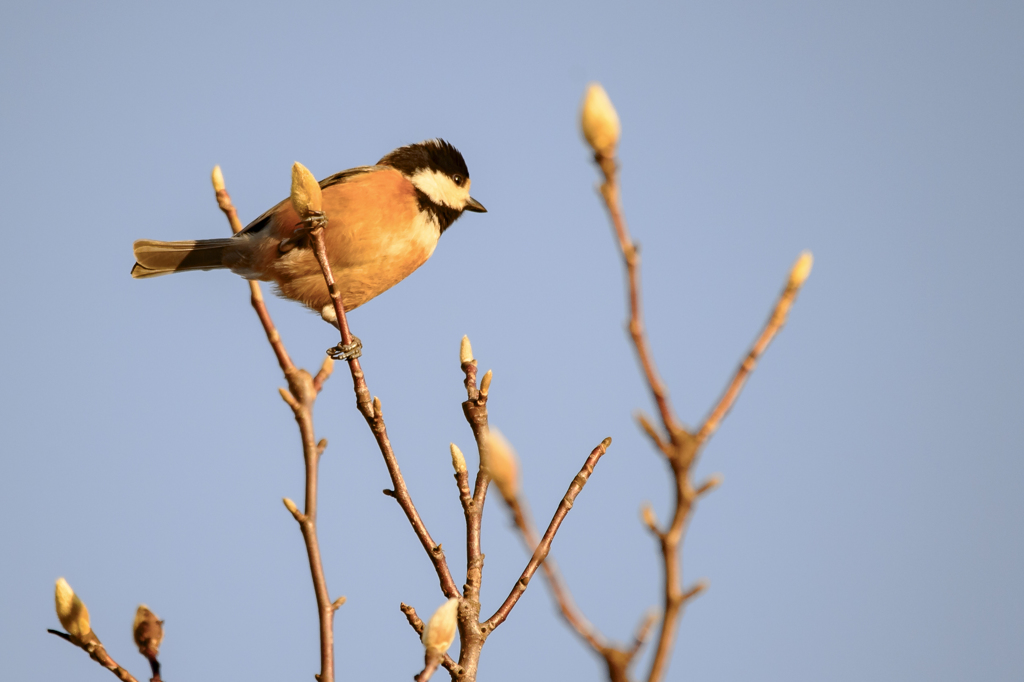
[54,578,91,639]
[479,370,492,398]
[283,498,299,515]
[373,396,382,418]
[482,428,520,504]
[581,83,621,156]
[450,443,467,474]
[132,605,164,659]
[211,165,225,192]
[421,598,460,654]
[460,335,474,364]
[290,161,323,219]
[788,251,813,289]
[641,503,658,530]
[698,473,724,496]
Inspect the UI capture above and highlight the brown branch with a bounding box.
[695,275,807,446]
[213,171,337,682]
[484,437,611,630]
[306,226,460,600]
[593,146,810,682]
[400,604,462,678]
[507,497,607,652]
[48,629,140,682]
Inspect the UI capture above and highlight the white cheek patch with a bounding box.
[410,168,471,209]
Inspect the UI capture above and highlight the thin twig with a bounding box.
[484,438,611,630]
[306,226,460,600]
[48,629,140,682]
[214,173,336,682]
[508,497,607,652]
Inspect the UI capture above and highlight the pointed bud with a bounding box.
[373,396,382,418]
[211,165,225,192]
[54,578,91,639]
[460,335,473,364]
[479,370,492,398]
[482,428,520,504]
[290,161,323,219]
[450,443,467,474]
[421,598,460,654]
[641,503,658,530]
[788,251,813,289]
[581,83,621,157]
[132,605,164,659]
[283,497,299,516]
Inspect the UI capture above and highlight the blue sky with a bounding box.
[1,1,1022,680]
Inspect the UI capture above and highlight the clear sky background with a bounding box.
[1,1,1021,680]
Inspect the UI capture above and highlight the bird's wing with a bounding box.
[238,165,380,236]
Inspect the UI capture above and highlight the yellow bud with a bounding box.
[283,498,299,515]
[482,428,520,504]
[581,83,621,156]
[479,370,492,398]
[460,335,473,364]
[211,165,225,192]
[788,251,813,289]
[54,578,91,639]
[132,604,164,658]
[421,597,460,654]
[450,443,467,474]
[290,161,323,219]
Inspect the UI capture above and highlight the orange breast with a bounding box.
[265,168,441,313]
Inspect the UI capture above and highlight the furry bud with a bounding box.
[421,598,460,654]
[132,605,164,659]
[479,370,492,398]
[54,578,91,639]
[450,443,467,474]
[581,83,621,156]
[482,428,520,504]
[290,161,323,218]
[460,335,473,364]
[788,251,813,289]
[211,165,225,192]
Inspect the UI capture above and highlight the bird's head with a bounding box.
[380,139,486,229]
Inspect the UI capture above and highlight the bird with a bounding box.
[131,139,486,325]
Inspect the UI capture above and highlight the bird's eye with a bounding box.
[452,174,463,186]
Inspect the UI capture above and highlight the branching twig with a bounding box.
[213,169,339,682]
[593,134,810,682]
[484,437,611,630]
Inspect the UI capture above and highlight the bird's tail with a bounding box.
[131,238,236,279]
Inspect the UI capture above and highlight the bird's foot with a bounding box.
[327,337,362,361]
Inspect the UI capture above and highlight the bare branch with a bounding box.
[214,171,335,682]
[484,437,611,630]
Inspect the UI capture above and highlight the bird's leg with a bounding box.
[321,306,362,360]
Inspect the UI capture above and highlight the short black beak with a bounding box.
[464,197,487,213]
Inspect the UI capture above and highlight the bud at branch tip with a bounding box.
[581,83,621,157]
[211,165,225,192]
[450,443,467,474]
[54,577,91,639]
[789,251,813,289]
[460,335,473,364]
[480,370,492,397]
[421,598,460,654]
[482,428,520,504]
[290,161,323,219]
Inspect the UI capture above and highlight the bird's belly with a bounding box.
[272,211,440,312]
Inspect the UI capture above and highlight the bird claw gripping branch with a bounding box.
[327,336,362,361]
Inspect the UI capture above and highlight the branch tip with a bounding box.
[211,165,225,192]
[479,369,492,398]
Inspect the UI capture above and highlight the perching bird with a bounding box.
[132,139,486,324]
